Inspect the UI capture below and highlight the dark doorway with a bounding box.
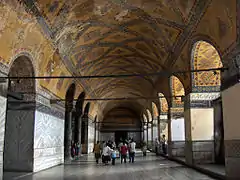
[115,131,128,145]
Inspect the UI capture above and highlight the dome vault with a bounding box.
[25,0,210,114]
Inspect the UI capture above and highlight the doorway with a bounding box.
[3,56,35,172]
[115,131,128,145]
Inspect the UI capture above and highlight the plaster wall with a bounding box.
[88,123,94,153]
[0,96,6,180]
[4,104,35,172]
[191,108,214,140]
[148,127,152,141]
[222,83,240,140]
[33,111,64,172]
[144,129,147,142]
[171,118,185,141]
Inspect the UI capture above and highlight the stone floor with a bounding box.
[3,155,218,180]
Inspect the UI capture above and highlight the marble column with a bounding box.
[184,93,219,165]
[94,121,97,144]
[0,74,7,180]
[222,83,240,179]
[64,110,72,161]
[167,108,173,157]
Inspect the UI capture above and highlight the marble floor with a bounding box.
[3,156,217,180]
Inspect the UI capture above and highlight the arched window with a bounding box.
[191,41,222,92]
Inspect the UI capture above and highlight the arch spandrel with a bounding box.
[152,102,159,119]
[158,93,169,114]
[146,109,152,122]
[170,76,185,107]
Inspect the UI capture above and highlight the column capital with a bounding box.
[184,92,220,109]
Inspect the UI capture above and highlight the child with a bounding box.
[120,143,128,163]
[111,148,117,165]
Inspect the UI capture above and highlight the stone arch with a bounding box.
[9,51,39,88]
[190,40,225,164]
[4,55,36,172]
[191,40,223,92]
[64,83,76,160]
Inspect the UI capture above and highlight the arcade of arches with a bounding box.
[0,0,239,179]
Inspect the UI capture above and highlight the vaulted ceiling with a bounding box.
[21,0,233,117]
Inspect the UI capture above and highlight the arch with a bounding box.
[152,102,159,119]
[146,109,152,122]
[143,114,148,123]
[65,83,76,110]
[191,40,223,92]
[170,76,185,106]
[4,55,36,172]
[84,102,91,115]
[158,93,169,114]
[75,91,85,115]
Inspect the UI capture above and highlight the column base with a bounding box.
[185,141,214,165]
[225,140,240,180]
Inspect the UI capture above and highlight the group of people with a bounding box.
[93,139,136,165]
[71,142,81,159]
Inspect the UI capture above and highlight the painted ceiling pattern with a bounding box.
[0,0,237,118]
[28,0,199,113]
[152,102,159,119]
[158,93,168,113]
[143,114,147,123]
[171,76,185,106]
[192,41,222,87]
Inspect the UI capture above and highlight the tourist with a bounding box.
[93,141,101,164]
[111,148,117,165]
[129,139,136,163]
[161,134,167,155]
[120,143,128,163]
[102,143,112,165]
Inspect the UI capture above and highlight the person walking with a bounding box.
[120,143,128,163]
[93,141,101,164]
[161,134,167,155]
[129,139,136,163]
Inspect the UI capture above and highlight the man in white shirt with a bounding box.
[129,139,136,163]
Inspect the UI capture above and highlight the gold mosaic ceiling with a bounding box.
[34,0,200,113]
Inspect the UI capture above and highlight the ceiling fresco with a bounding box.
[158,93,168,114]
[0,0,237,119]
[152,102,159,119]
[30,0,200,114]
[171,76,185,106]
[192,41,222,90]
[146,109,152,122]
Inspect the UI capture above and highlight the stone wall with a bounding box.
[33,110,64,172]
[4,107,35,172]
[87,121,94,153]
[0,96,6,180]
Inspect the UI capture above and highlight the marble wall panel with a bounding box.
[0,96,6,180]
[34,111,64,172]
[4,109,34,172]
[88,125,94,153]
